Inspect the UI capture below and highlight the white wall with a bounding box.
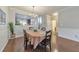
[58,7,79,42]
[58,28,79,42]
[0,6,9,51]
[58,7,79,28]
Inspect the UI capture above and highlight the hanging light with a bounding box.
[31,6,37,19]
[32,6,35,18]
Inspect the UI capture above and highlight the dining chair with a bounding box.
[23,29,29,49]
[33,30,52,52]
[41,27,46,31]
[23,29,33,50]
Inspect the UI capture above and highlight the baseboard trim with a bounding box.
[9,35,24,39]
[0,39,9,52]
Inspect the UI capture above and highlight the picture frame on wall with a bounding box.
[0,9,6,25]
[15,13,32,25]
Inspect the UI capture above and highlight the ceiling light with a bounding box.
[31,6,38,19]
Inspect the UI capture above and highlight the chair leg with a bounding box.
[24,40,28,50]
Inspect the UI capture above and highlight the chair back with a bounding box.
[34,30,52,51]
[23,29,28,40]
[41,27,46,31]
[39,30,52,47]
[45,30,51,39]
[45,30,52,45]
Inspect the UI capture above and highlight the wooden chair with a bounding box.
[23,29,33,50]
[41,27,46,31]
[23,29,29,49]
[33,30,52,52]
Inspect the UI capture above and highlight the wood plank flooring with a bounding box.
[57,36,79,52]
[3,36,79,52]
[3,37,32,52]
[3,37,46,52]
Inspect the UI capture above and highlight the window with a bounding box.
[0,9,6,25]
[37,16,43,29]
[38,16,42,25]
[15,13,32,25]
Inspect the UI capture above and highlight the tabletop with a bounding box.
[27,31,45,37]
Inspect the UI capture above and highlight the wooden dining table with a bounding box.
[26,31,45,49]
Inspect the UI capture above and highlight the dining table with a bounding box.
[26,30,45,49]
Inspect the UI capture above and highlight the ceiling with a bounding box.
[13,6,68,15]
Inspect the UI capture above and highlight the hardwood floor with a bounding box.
[3,37,33,52]
[57,36,79,52]
[3,37,25,52]
[3,37,46,52]
[3,36,79,52]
